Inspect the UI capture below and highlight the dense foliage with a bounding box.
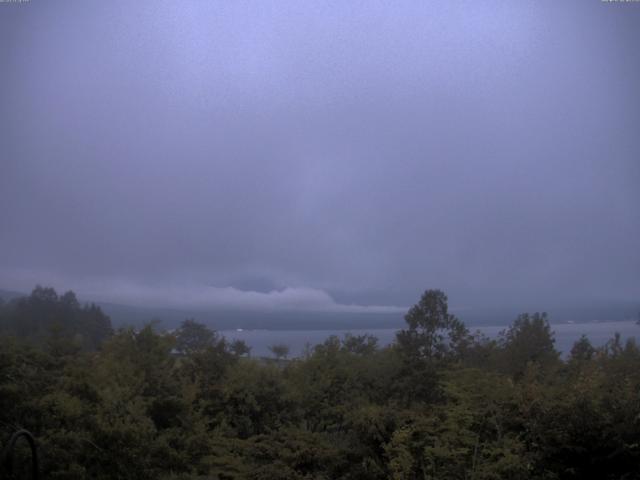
[1,288,639,479]
[0,286,112,351]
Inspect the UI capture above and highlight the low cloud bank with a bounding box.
[92,283,408,314]
[0,269,407,314]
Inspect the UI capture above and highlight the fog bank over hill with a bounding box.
[1,288,637,331]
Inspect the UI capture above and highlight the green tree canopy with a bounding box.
[498,312,559,377]
[396,289,471,362]
[268,343,290,360]
[174,318,217,354]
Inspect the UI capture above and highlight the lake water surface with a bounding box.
[222,321,639,358]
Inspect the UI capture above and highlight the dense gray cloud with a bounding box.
[1,0,638,312]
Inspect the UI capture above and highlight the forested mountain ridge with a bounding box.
[0,288,639,479]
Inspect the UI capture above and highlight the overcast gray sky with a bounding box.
[1,0,638,313]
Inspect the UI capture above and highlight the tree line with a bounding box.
[0,287,639,479]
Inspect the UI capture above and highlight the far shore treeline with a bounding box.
[1,286,639,479]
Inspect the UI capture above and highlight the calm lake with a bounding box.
[222,321,639,358]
